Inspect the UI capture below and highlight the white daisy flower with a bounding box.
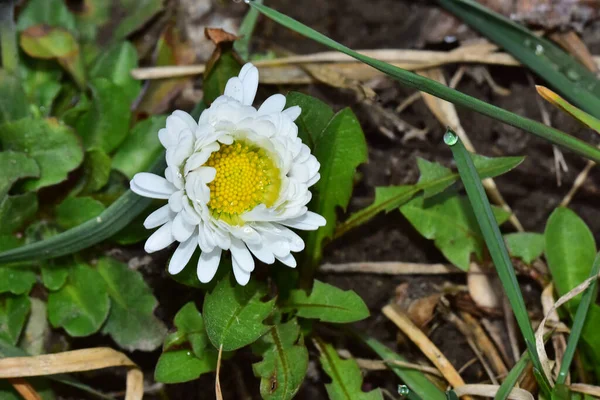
[130,63,326,286]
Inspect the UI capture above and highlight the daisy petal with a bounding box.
[230,239,255,272]
[232,259,251,286]
[247,242,275,264]
[276,253,297,268]
[283,105,301,121]
[144,204,171,229]
[169,190,184,212]
[172,110,198,131]
[172,213,196,242]
[131,173,176,199]
[281,211,326,231]
[239,63,259,105]
[258,94,286,115]
[168,236,197,275]
[224,77,244,103]
[197,247,222,283]
[145,221,175,253]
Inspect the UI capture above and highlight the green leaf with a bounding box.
[285,92,334,149]
[154,349,218,384]
[302,108,367,273]
[283,280,369,323]
[113,0,163,41]
[19,26,85,88]
[80,148,112,194]
[400,191,510,270]
[20,59,63,115]
[47,263,110,337]
[316,339,383,400]
[0,70,30,124]
[204,51,242,104]
[234,0,263,61]
[204,275,275,351]
[0,151,40,198]
[0,193,38,234]
[337,154,524,238]
[0,268,36,295]
[504,232,545,265]
[112,116,167,178]
[16,0,77,32]
[358,334,446,400]
[252,318,308,400]
[41,263,70,291]
[89,41,140,104]
[170,302,207,355]
[544,208,597,305]
[97,257,166,351]
[56,197,106,230]
[75,78,131,153]
[0,294,30,345]
[248,1,600,164]
[0,117,83,191]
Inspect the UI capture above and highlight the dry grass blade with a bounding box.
[560,160,596,207]
[0,347,142,400]
[419,67,523,232]
[453,384,533,400]
[535,278,599,385]
[382,304,471,399]
[320,261,460,275]
[215,344,223,400]
[460,312,509,379]
[8,378,42,400]
[541,284,567,382]
[337,349,444,377]
[570,383,600,397]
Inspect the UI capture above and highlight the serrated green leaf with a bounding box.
[80,148,112,194]
[0,294,30,345]
[303,108,367,272]
[56,197,106,230]
[337,154,524,238]
[75,78,131,153]
[504,232,545,265]
[283,280,369,323]
[97,257,166,351]
[0,70,30,124]
[316,340,383,400]
[204,275,274,351]
[401,191,510,270]
[0,117,83,191]
[171,301,207,357]
[252,319,308,400]
[545,208,597,306]
[89,41,140,104]
[0,151,40,198]
[47,263,110,337]
[19,26,85,88]
[0,268,36,295]
[285,92,334,149]
[204,51,242,104]
[154,349,217,384]
[112,116,167,178]
[16,0,77,32]
[0,193,38,234]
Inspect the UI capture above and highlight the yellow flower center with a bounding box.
[205,140,280,224]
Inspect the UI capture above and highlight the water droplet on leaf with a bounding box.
[443,130,459,146]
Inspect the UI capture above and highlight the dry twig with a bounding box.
[320,261,460,275]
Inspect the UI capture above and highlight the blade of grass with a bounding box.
[247,1,600,164]
[438,0,600,120]
[0,0,18,74]
[233,0,263,61]
[555,252,600,385]
[495,352,530,400]
[444,129,551,395]
[356,332,446,400]
[0,157,166,265]
[536,86,600,134]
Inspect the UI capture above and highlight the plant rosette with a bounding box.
[130,63,326,285]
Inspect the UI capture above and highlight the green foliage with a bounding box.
[0,71,30,124]
[47,263,110,337]
[204,51,242,104]
[338,154,524,237]
[253,319,308,400]
[0,268,36,295]
[20,59,62,115]
[545,208,597,305]
[41,263,70,291]
[401,191,510,270]
[16,0,77,32]
[155,302,217,383]
[285,92,334,149]
[112,116,168,178]
[0,151,40,197]
[79,148,112,194]
[0,192,38,234]
[89,41,140,104]
[504,232,545,264]
[0,294,30,345]
[204,275,275,351]
[283,280,369,323]
[97,258,166,351]
[0,117,83,191]
[316,340,383,400]
[56,197,106,229]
